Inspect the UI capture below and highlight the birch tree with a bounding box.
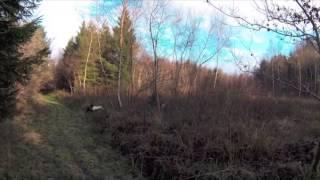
[170,12,198,95]
[207,0,320,99]
[144,0,168,111]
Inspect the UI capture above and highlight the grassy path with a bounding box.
[0,94,142,180]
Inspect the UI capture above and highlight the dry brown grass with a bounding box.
[23,131,42,145]
[76,86,320,180]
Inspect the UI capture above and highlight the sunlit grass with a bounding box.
[41,93,61,105]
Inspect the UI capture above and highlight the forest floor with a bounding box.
[0,93,143,180]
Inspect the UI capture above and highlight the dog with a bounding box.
[86,104,104,112]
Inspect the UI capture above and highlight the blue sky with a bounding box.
[37,0,295,74]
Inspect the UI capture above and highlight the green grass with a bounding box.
[0,94,143,180]
[42,93,61,105]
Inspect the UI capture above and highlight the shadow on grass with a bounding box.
[0,93,144,180]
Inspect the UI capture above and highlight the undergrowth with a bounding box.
[77,89,320,180]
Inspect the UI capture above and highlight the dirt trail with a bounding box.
[0,94,143,180]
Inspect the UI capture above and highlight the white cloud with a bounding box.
[37,0,93,59]
[168,0,300,73]
[36,0,298,74]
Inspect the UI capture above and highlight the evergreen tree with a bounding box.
[64,37,79,57]
[62,22,101,90]
[0,0,48,120]
[113,6,136,87]
[99,24,118,86]
[77,22,99,89]
[57,21,118,92]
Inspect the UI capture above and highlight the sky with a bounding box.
[37,0,297,74]
[36,0,93,59]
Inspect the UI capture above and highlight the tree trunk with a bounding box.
[299,59,302,96]
[173,61,181,96]
[129,36,134,103]
[149,13,160,112]
[213,56,219,89]
[272,61,275,95]
[83,32,93,92]
[315,63,317,94]
[117,3,126,108]
[153,46,160,112]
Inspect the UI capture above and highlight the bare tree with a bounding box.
[207,0,320,53]
[206,1,320,173]
[144,0,168,112]
[190,14,230,94]
[170,12,198,95]
[207,0,320,98]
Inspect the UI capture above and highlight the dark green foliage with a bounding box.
[64,37,79,57]
[100,23,118,85]
[57,21,120,92]
[57,7,137,93]
[0,0,48,120]
[112,6,136,86]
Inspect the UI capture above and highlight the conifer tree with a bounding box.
[0,0,48,120]
[112,3,136,107]
[99,24,118,86]
[58,21,118,92]
[113,5,136,86]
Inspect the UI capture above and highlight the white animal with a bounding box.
[86,104,104,112]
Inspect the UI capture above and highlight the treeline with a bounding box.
[56,6,136,94]
[6,0,319,120]
[0,0,246,119]
[255,42,320,97]
[54,5,242,102]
